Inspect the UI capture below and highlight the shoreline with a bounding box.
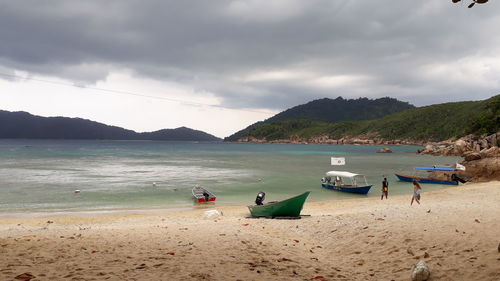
[0,180,492,221]
[229,138,427,146]
[0,180,459,219]
[1,181,499,280]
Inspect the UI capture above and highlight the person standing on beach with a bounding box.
[411,179,422,205]
[381,177,389,200]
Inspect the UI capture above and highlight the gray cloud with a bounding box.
[1,0,499,110]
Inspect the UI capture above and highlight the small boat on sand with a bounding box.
[321,171,372,194]
[395,166,466,185]
[248,191,310,218]
[192,185,216,203]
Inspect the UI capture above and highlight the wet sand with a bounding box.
[1,181,499,280]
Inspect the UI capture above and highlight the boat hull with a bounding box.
[196,197,216,203]
[192,186,217,203]
[395,173,458,185]
[321,183,372,194]
[248,191,310,218]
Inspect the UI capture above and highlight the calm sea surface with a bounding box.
[0,140,461,213]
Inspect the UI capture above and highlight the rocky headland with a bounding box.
[234,135,426,146]
[417,133,499,182]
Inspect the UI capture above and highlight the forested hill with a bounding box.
[0,110,221,141]
[225,96,414,141]
[225,94,499,143]
[266,97,414,123]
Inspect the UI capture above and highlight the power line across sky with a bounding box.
[0,72,274,116]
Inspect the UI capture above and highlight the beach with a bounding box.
[1,181,499,281]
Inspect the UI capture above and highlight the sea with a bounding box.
[0,139,462,214]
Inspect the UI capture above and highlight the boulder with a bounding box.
[376,147,393,153]
[480,139,490,150]
[411,260,430,281]
[460,157,500,182]
[464,152,482,161]
[454,139,468,155]
[480,147,500,158]
[486,133,497,147]
[473,143,481,152]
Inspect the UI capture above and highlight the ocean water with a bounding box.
[0,140,462,213]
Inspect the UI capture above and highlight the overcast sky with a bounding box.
[1,1,499,137]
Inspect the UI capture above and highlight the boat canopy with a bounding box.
[415,167,456,172]
[326,171,363,178]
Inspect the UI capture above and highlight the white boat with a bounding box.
[321,171,372,194]
[192,185,216,203]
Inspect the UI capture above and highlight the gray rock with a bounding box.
[425,145,434,151]
[411,260,430,281]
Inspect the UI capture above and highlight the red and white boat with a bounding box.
[192,185,216,203]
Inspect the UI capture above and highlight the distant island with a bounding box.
[0,110,221,141]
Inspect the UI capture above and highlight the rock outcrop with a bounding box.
[418,133,500,182]
[457,156,500,182]
[417,133,499,156]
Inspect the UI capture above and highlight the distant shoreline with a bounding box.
[229,136,430,147]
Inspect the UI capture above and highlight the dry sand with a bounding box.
[1,181,499,281]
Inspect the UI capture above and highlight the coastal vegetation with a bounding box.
[226,94,500,143]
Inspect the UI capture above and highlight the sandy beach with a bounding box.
[1,182,499,281]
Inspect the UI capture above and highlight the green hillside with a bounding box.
[228,95,499,142]
[225,96,414,141]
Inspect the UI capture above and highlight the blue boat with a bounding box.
[415,167,456,172]
[395,173,458,185]
[395,166,465,185]
[321,171,372,194]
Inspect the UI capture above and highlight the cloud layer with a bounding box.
[1,0,499,111]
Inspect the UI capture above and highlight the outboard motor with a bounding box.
[203,191,210,202]
[451,173,467,184]
[255,191,265,205]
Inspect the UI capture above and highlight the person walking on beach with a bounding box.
[411,179,422,205]
[381,177,389,200]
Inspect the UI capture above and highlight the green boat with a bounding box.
[248,191,310,218]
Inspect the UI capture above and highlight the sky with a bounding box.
[1,1,499,138]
